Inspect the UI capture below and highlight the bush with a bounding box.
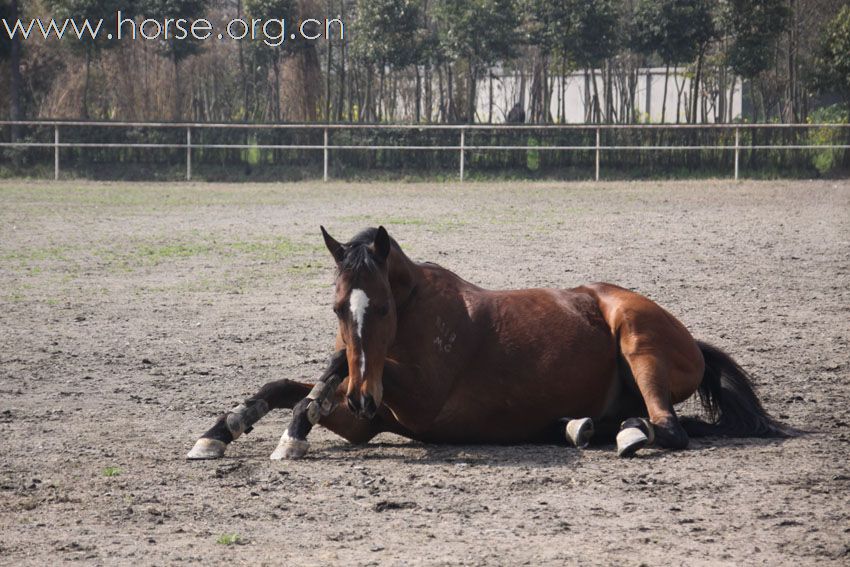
[807,104,849,176]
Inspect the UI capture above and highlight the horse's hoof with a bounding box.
[270,432,309,460]
[616,427,649,458]
[186,437,227,460]
[565,417,594,448]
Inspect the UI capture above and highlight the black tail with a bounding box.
[681,341,794,438]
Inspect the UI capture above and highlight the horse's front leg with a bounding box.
[269,350,350,460]
[271,359,415,460]
[186,350,347,459]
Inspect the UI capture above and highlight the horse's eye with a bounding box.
[333,305,344,317]
[376,305,389,317]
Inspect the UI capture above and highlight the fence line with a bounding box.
[1,121,849,182]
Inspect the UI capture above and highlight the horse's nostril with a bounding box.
[362,394,377,418]
[346,393,359,414]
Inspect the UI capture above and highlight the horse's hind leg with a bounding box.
[617,347,704,456]
[591,285,705,456]
[564,418,595,448]
[615,316,704,455]
[187,351,347,459]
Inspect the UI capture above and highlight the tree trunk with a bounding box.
[591,68,602,123]
[238,0,248,120]
[347,50,355,121]
[378,65,385,121]
[604,61,613,123]
[467,65,477,123]
[415,66,422,123]
[718,68,724,123]
[325,13,332,122]
[425,63,432,123]
[542,53,550,123]
[83,47,93,119]
[447,64,454,122]
[391,69,398,121]
[336,7,346,121]
[787,0,798,123]
[437,65,445,122]
[674,71,686,124]
[488,71,493,123]
[728,75,737,123]
[272,52,281,122]
[518,64,526,108]
[9,0,23,142]
[558,56,567,124]
[529,52,540,122]
[661,63,670,123]
[690,48,704,123]
[362,66,373,122]
[583,69,591,122]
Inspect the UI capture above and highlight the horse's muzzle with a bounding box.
[346,391,377,420]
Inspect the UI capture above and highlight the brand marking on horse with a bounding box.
[434,316,456,354]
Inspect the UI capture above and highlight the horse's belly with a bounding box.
[423,290,619,443]
[425,370,619,443]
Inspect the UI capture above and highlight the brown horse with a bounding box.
[188,226,789,461]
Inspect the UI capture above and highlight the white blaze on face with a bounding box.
[349,288,369,376]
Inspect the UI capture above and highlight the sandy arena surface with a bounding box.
[1,179,848,566]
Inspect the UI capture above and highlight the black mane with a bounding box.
[339,227,400,273]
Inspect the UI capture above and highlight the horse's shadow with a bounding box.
[317,437,578,467]
[312,433,793,466]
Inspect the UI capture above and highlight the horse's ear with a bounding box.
[321,226,345,264]
[373,226,391,261]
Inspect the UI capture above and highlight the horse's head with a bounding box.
[321,226,397,420]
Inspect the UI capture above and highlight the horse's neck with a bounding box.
[388,247,421,308]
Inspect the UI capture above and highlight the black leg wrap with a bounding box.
[651,417,689,449]
[287,398,315,440]
[201,417,234,444]
[223,398,269,440]
[322,349,348,379]
[235,398,271,434]
[271,349,348,460]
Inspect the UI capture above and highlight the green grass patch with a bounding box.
[94,235,319,270]
[216,533,242,545]
[339,215,467,233]
[136,242,214,260]
[103,466,121,477]
[0,246,71,263]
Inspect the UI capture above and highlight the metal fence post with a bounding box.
[459,128,466,182]
[54,125,59,181]
[323,127,329,182]
[734,126,740,181]
[595,127,600,182]
[186,127,192,181]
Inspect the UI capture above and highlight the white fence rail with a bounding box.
[1,121,848,182]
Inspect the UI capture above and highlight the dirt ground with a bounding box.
[1,179,848,566]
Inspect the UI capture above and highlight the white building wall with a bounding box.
[475,67,742,124]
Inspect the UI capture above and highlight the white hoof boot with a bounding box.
[270,431,309,460]
[616,427,648,458]
[186,438,227,460]
[616,419,654,458]
[565,417,595,448]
